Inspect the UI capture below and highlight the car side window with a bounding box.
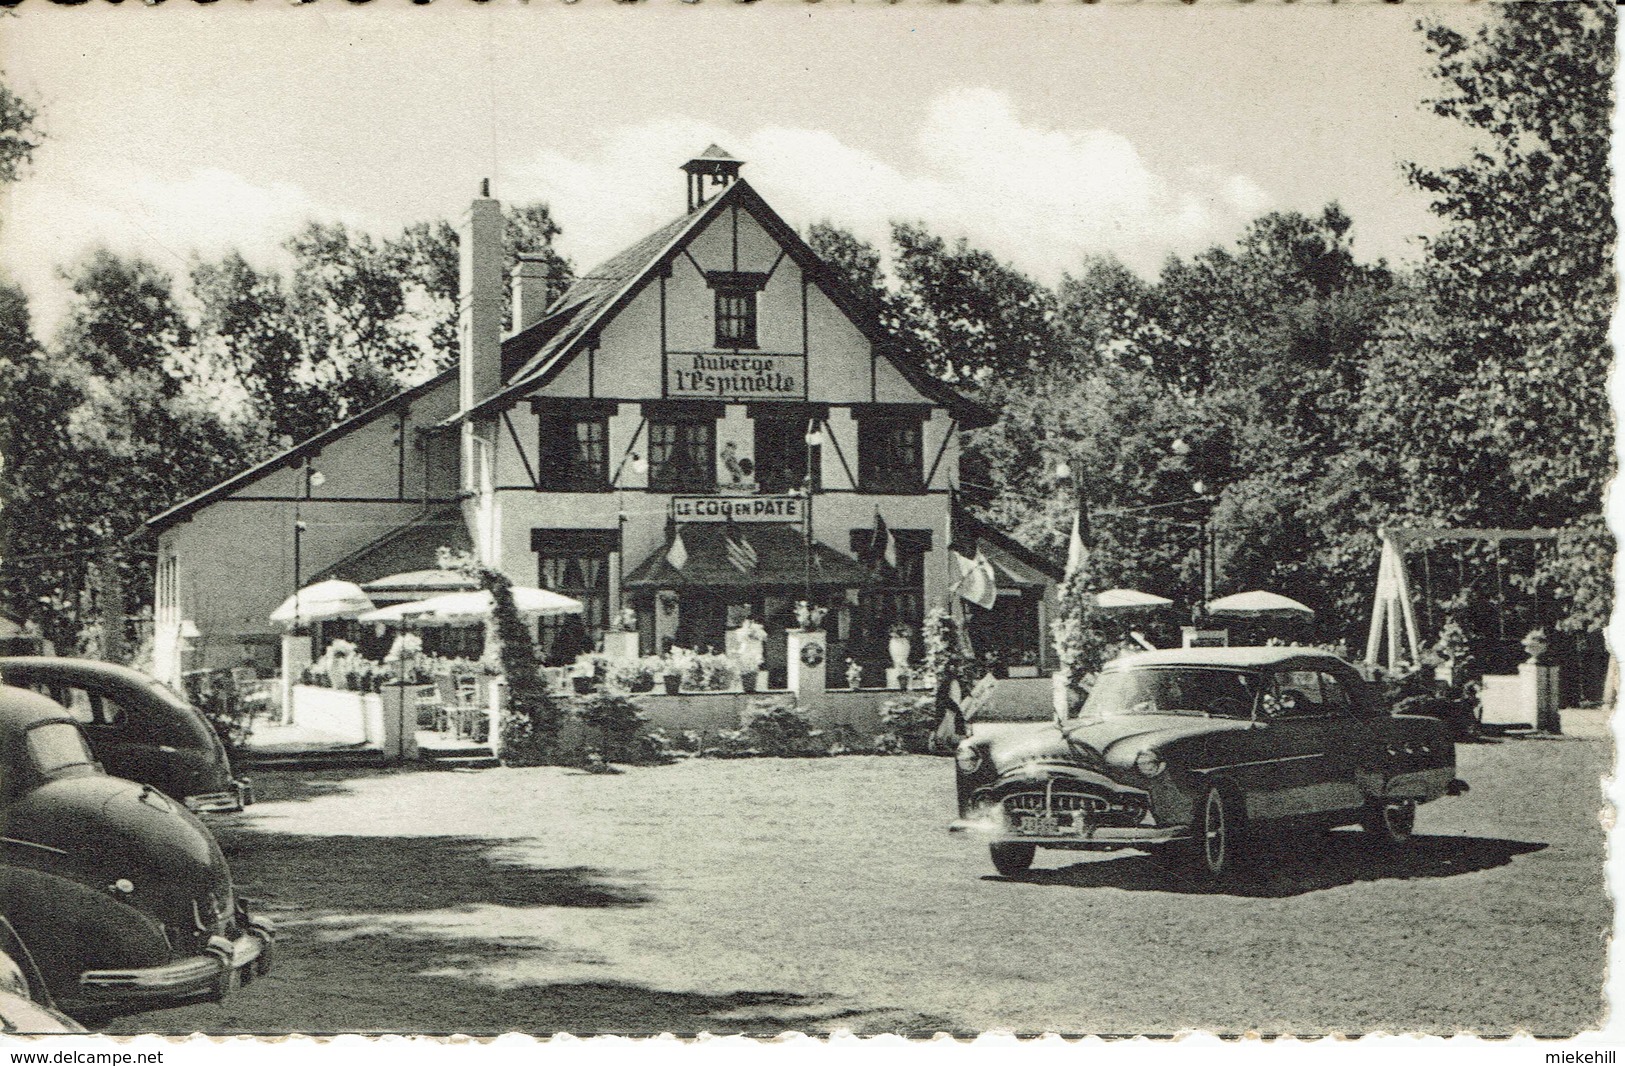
[37,683,97,725]
[1271,670,1327,718]
[45,686,125,728]
[1318,672,1354,716]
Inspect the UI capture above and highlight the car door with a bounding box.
[1241,667,1348,822]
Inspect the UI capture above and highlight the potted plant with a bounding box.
[888,623,914,671]
[793,600,829,632]
[845,658,864,690]
[662,646,696,694]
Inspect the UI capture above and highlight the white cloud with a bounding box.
[1,88,1274,337]
[506,88,1274,287]
[0,151,378,337]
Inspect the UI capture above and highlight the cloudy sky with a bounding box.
[0,3,1486,335]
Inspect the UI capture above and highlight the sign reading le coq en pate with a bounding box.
[673,496,805,522]
[667,352,805,400]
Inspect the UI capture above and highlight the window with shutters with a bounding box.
[537,414,609,491]
[648,418,716,492]
[857,415,924,494]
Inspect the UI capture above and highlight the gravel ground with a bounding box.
[110,734,1611,1037]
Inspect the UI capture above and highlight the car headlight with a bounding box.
[955,744,984,775]
[1134,750,1166,778]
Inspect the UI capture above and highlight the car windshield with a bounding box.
[25,722,97,776]
[1076,667,1262,720]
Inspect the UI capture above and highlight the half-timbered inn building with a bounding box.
[142,149,1059,689]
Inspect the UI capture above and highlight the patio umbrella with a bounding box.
[396,586,582,624]
[360,569,479,597]
[357,600,428,624]
[1094,588,1175,611]
[269,580,374,626]
[1206,590,1316,620]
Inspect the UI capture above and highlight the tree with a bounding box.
[890,222,1065,385]
[1371,3,1615,634]
[284,222,417,416]
[192,251,341,447]
[0,82,41,188]
[1,251,252,650]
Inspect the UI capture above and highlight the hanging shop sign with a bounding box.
[673,495,805,523]
[666,352,806,401]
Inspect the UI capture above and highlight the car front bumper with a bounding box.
[948,818,1190,849]
[184,779,254,814]
[77,917,274,1006]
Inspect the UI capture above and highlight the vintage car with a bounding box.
[0,685,273,1020]
[0,919,83,1034]
[950,647,1468,880]
[0,657,251,814]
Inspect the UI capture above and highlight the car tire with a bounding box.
[990,842,1036,877]
[1361,799,1416,845]
[1192,784,1243,880]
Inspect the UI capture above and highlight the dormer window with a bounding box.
[708,271,767,350]
[715,288,757,349]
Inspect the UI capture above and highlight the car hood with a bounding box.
[986,714,1256,774]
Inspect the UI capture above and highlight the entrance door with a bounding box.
[675,592,729,654]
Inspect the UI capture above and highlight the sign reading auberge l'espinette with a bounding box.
[667,352,805,400]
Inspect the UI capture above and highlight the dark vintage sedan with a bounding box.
[0,657,251,814]
[950,647,1468,880]
[0,685,273,1021]
[0,919,83,1034]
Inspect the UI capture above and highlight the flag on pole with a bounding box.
[1065,482,1092,579]
[724,514,758,575]
[956,551,997,610]
[665,529,688,571]
[869,510,896,569]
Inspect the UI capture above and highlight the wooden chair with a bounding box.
[414,683,447,732]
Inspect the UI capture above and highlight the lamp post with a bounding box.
[292,463,325,632]
[803,419,821,602]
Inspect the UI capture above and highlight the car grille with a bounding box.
[1000,786,1144,831]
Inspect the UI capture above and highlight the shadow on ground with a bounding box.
[105,925,949,1036]
[214,830,651,914]
[235,768,400,806]
[994,832,1547,898]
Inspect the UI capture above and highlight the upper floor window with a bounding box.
[715,288,758,349]
[857,411,925,494]
[649,418,717,492]
[752,411,822,495]
[538,414,609,492]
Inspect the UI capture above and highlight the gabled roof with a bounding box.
[958,511,1064,583]
[311,505,472,588]
[137,368,456,539]
[451,178,995,429]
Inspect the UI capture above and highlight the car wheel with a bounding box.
[989,842,1036,877]
[1193,784,1243,879]
[1361,800,1416,844]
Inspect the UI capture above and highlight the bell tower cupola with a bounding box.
[681,145,744,211]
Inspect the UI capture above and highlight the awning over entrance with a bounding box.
[624,524,870,589]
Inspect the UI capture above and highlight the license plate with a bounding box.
[1017,813,1073,837]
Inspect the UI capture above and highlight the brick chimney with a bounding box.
[511,252,554,332]
[458,183,504,414]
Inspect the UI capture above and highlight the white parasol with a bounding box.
[1094,588,1175,611]
[1206,590,1316,620]
[269,580,374,627]
[369,586,583,625]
